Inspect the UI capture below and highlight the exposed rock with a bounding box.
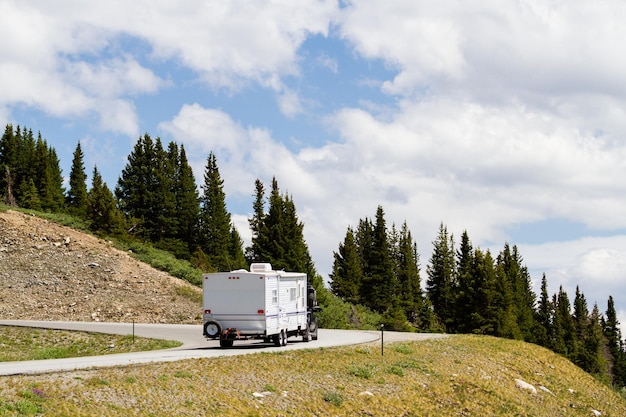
[515,379,537,394]
[0,210,202,324]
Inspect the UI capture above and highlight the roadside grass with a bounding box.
[1,335,625,416]
[0,326,181,362]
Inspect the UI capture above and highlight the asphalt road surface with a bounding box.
[0,320,446,376]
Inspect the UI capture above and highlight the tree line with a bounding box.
[330,208,626,387]
[0,125,315,280]
[1,123,625,388]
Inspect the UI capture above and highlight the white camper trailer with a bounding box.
[202,263,319,348]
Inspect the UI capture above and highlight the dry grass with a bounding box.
[1,335,625,416]
[0,326,181,362]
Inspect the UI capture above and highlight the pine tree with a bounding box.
[426,223,457,332]
[67,142,88,216]
[330,227,363,304]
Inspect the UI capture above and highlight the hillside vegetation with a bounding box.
[1,336,625,416]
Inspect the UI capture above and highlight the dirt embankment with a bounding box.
[0,210,202,324]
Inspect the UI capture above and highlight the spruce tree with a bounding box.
[245,177,320,287]
[330,227,363,304]
[426,223,457,332]
[199,152,238,272]
[87,166,125,235]
[604,296,626,386]
[360,206,397,313]
[496,244,536,341]
[246,179,267,264]
[67,142,88,216]
[534,273,552,347]
[394,221,423,326]
[174,145,200,256]
[116,134,176,242]
[455,230,474,333]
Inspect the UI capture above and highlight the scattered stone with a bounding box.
[539,386,555,396]
[252,392,265,398]
[515,379,537,394]
[591,409,602,416]
[359,391,374,397]
[88,262,100,268]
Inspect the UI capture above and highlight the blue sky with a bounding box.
[3,1,626,327]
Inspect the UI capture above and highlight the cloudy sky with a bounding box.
[3,1,626,327]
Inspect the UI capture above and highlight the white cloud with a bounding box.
[0,1,338,135]
[339,0,626,106]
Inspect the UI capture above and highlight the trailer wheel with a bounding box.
[281,329,287,346]
[309,316,318,341]
[204,321,221,338]
[273,334,281,347]
[302,327,310,342]
[219,339,233,348]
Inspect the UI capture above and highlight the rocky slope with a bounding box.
[0,210,202,324]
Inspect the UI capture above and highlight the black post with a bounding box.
[381,324,384,356]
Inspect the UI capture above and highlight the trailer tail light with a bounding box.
[204,309,211,314]
[257,309,264,314]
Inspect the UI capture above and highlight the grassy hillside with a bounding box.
[1,335,625,416]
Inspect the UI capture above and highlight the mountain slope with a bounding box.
[0,210,201,324]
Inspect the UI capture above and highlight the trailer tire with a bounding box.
[219,339,233,348]
[309,316,318,341]
[273,334,281,347]
[281,329,287,346]
[204,321,221,338]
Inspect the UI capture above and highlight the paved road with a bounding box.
[0,320,446,376]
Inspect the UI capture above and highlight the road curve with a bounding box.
[0,320,446,376]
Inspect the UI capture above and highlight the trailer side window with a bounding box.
[290,287,296,301]
[272,290,277,305]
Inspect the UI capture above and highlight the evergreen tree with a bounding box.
[360,206,397,313]
[604,296,626,386]
[455,230,474,333]
[469,248,500,335]
[66,141,88,216]
[394,221,423,326]
[330,227,363,304]
[245,177,319,287]
[426,223,457,332]
[173,145,200,256]
[496,244,536,341]
[116,134,176,241]
[246,179,267,264]
[18,178,41,210]
[87,166,125,235]
[199,152,240,272]
[534,273,552,347]
[554,286,576,356]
